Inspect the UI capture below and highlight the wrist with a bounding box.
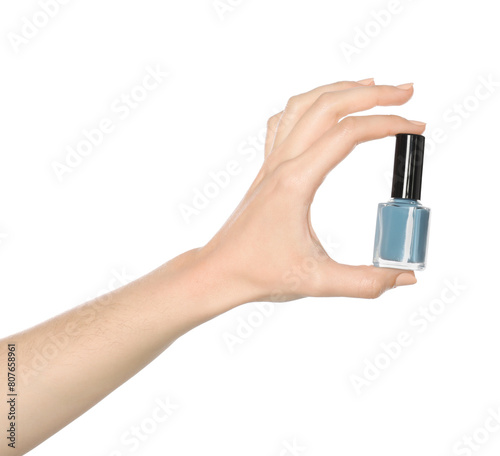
[155,248,252,331]
[186,247,255,316]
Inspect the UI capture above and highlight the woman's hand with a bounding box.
[199,78,426,303]
[1,78,426,455]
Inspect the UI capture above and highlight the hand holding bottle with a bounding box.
[199,78,426,302]
[0,78,427,454]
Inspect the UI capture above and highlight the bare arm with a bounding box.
[1,78,423,455]
[0,247,247,454]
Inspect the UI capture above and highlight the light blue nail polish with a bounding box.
[373,134,430,271]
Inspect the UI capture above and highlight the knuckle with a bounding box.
[384,114,403,134]
[285,95,301,114]
[273,160,303,193]
[387,114,401,122]
[378,85,393,97]
[267,113,281,132]
[338,116,357,136]
[337,80,353,87]
[316,91,336,109]
[359,274,385,299]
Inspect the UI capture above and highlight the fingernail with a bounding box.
[394,273,417,287]
[396,82,414,90]
[409,120,426,126]
[357,78,375,85]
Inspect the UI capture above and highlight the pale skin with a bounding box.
[1,78,425,454]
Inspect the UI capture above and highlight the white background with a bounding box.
[1,0,499,455]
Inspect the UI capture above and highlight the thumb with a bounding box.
[318,261,417,299]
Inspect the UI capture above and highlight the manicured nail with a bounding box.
[394,273,417,287]
[396,82,414,90]
[357,78,375,85]
[409,120,426,126]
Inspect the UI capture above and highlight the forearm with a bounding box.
[1,247,243,455]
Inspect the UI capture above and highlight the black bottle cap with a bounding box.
[391,133,425,200]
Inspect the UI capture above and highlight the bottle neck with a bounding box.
[390,197,421,206]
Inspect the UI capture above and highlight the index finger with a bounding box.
[295,114,426,191]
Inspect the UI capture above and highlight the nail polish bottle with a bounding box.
[373,133,430,270]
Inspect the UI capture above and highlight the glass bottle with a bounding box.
[373,134,430,271]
